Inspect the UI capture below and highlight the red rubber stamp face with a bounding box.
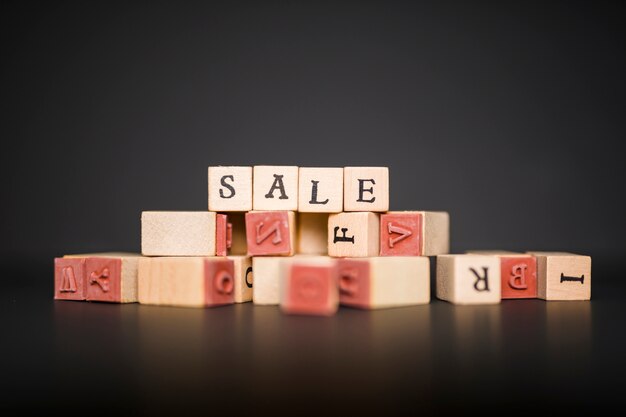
[500,256,537,299]
[245,211,292,256]
[215,214,232,256]
[85,258,122,302]
[54,258,86,301]
[379,213,422,256]
[284,265,336,315]
[337,259,371,308]
[204,259,235,306]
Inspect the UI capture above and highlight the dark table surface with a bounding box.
[2,267,625,416]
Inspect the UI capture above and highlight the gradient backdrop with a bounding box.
[3,1,624,275]
[1,2,626,414]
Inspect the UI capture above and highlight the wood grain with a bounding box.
[141,211,216,256]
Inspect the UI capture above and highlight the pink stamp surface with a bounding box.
[282,264,337,316]
[204,259,235,306]
[85,257,122,303]
[500,256,538,299]
[337,259,371,308]
[216,214,232,256]
[379,212,422,256]
[245,211,292,256]
[54,258,86,301]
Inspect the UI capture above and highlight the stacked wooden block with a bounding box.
[137,166,447,315]
[53,165,591,311]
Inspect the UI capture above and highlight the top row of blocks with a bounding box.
[208,166,389,213]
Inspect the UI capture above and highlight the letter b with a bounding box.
[509,264,528,290]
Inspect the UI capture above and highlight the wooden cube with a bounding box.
[245,211,296,256]
[56,253,141,303]
[466,251,537,299]
[137,257,235,308]
[528,251,591,300]
[141,211,216,256]
[328,212,379,257]
[379,211,449,256]
[297,213,328,255]
[343,167,389,212]
[436,255,501,305]
[253,165,298,210]
[208,166,253,211]
[228,255,253,303]
[228,212,247,255]
[338,257,430,309]
[298,167,343,212]
[280,257,339,316]
[252,256,287,305]
[215,213,232,256]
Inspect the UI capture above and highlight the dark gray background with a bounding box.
[3,1,625,273]
[2,2,626,415]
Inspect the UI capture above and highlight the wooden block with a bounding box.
[57,253,141,303]
[208,166,253,211]
[228,212,247,255]
[328,212,379,257]
[252,256,287,305]
[465,250,521,255]
[338,257,430,309]
[379,211,449,256]
[215,213,232,256]
[280,257,339,316]
[297,213,329,255]
[228,255,253,303]
[528,251,591,300]
[436,255,501,305]
[141,211,216,256]
[466,251,537,299]
[137,257,235,308]
[245,211,296,256]
[343,167,389,212]
[297,167,343,212]
[253,165,299,210]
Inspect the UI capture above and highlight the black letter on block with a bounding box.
[245,267,253,288]
[333,227,355,244]
[309,180,329,205]
[470,267,490,292]
[357,179,376,203]
[265,174,288,199]
[560,273,584,284]
[219,175,236,198]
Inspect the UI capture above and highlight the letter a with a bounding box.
[60,266,77,292]
[265,174,288,200]
[387,222,412,248]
